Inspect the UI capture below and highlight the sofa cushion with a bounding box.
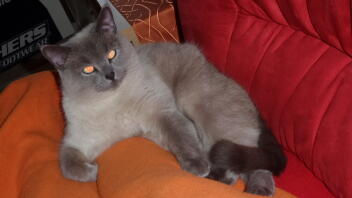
[0,71,295,198]
[177,0,352,197]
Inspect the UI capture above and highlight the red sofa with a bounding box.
[177,0,352,197]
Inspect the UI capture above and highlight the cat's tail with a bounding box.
[209,128,287,176]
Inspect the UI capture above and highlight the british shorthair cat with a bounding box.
[40,7,286,196]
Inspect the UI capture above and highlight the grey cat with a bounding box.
[40,7,286,196]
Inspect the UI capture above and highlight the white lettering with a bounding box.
[36,37,48,47]
[1,38,47,69]
[20,31,34,47]
[33,23,47,40]
[0,44,7,58]
[0,23,47,58]
[7,37,19,54]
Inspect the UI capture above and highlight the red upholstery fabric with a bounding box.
[177,0,352,197]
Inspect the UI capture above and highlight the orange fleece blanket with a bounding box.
[0,71,295,198]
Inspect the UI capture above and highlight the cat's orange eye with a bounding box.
[83,65,95,74]
[107,49,116,60]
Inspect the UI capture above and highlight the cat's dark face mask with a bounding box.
[40,7,135,93]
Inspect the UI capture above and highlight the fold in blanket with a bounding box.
[0,71,295,198]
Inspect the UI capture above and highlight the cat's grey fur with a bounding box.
[40,7,286,196]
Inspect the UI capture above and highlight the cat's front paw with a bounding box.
[180,157,210,177]
[60,146,98,182]
[61,160,98,182]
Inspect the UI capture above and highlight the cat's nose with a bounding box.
[105,71,115,80]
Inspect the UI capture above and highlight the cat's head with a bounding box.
[40,7,135,94]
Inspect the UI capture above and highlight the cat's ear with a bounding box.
[40,45,70,70]
[96,6,116,33]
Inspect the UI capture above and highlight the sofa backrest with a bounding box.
[178,0,352,197]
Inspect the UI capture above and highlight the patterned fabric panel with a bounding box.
[110,0,179,43]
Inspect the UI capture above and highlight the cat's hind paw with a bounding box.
[243,169,275,196]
